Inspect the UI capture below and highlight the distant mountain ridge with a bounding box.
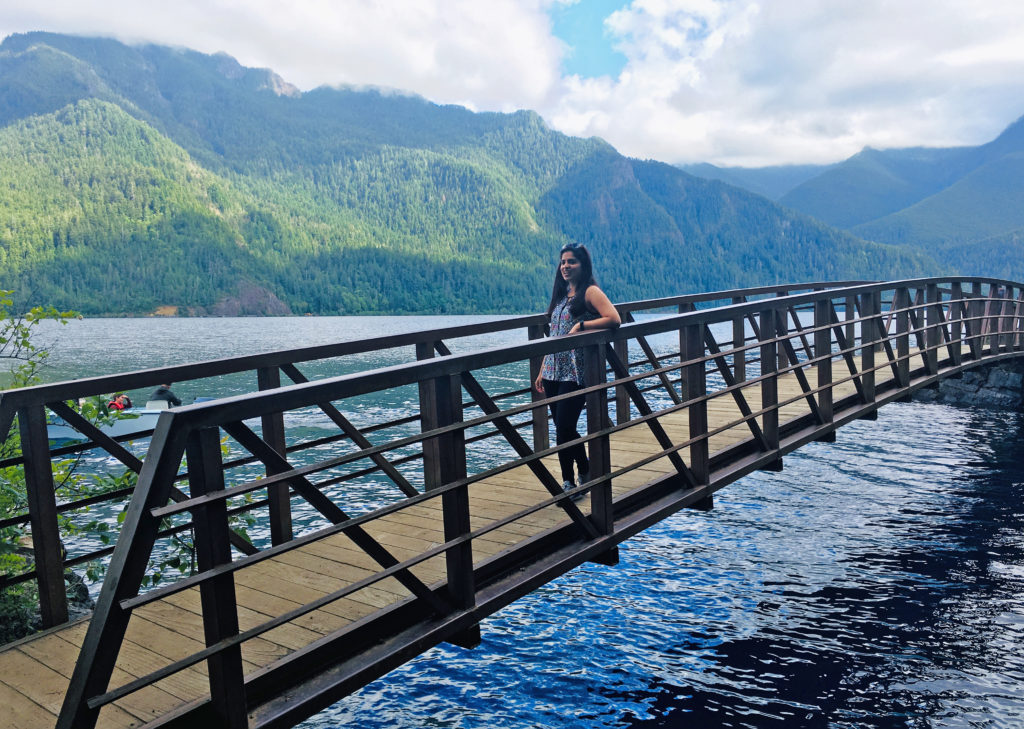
[684,116,1024,279]
[0,32,934,315]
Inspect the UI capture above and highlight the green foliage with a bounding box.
[0,33,945,318]
[0,290,76,639]
[0,291,75,387]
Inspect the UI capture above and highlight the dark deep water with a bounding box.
[31,316,1024,728]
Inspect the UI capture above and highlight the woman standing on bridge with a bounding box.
[534,242,620,496]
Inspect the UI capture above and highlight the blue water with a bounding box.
[300,405,1024,728]
[30,316,1024,728]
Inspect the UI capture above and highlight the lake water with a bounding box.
[29,316,1024,728]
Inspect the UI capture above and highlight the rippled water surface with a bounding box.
[299,405,1024,729]
[33,316,1024,728]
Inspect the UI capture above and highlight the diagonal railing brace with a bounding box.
[222,421,449,615]
[280,363,418,498]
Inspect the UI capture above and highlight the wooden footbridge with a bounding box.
[1,278,1022,728]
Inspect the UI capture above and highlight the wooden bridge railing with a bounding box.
[0,282,861,630]
[53,276,1024,729]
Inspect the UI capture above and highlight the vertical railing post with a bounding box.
[950,282,964,367]
[895,287,911,388]
[992,285,1003,352]
[985,283,998,352]
[678,302,695,400]
[858,291,877,406]
[925,283,940,375]
[584,341,612,535]
[613,336,630,425]
[680,323,709,488]
[258,366,292,545]
[999,286,1012,352]
[775,292,790,369]
[845,294,857,354]
[732,297,746,383]
[1011,286,1019,350]
[18,404,69,627]
[967,283,984,360]
[428,373,475,612]
[759,308,779,458]
[528,324,550,451]
[416,341,442,490]
[814,299,834,430]
[187,426,247,729]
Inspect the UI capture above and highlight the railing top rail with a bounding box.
[0,280,868,411]
[152,275,1024,433]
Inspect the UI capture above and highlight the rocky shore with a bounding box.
[913,360,1024,410]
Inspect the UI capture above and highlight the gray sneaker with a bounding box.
[572,471,590,500]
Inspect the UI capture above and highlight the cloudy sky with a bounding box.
[3,0,1024,167]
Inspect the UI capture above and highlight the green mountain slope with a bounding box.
[852,152,1024,248]
[0,32,938,315]
[682,110,1024,281]
[777,145,982,229]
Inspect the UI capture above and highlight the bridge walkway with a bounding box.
[0,365,868,728]
[0,277,1021,729]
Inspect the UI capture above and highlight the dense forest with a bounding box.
[0,32,937,315]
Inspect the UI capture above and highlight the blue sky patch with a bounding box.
[549,0,630,79]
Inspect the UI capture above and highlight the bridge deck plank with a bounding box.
[0,358,918,727]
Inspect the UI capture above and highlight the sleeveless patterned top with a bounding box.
[541,294,583,385]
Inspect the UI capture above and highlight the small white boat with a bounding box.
[47,406,166,442]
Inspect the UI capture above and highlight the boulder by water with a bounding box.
[914,360,1024,409]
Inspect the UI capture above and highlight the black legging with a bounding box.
[542,378,589,483]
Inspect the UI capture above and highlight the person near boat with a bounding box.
[148,383,182,407]
[107,393,132,410]
[533,242,620,499]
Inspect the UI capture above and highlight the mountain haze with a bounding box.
[685,116,1024,280]
[0,32,935,315]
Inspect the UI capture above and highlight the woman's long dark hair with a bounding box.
[546,243,598,319]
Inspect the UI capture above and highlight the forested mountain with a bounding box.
[0,32,935,315]
[685,116,1024,281]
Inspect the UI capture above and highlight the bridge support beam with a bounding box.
[925,283,941,375]
[586,341,618,567]
[189,426,248,729]
[680,324,709,485]
[18,403,69,628]
[815,298,834,429]
[859,291,879,406]
[448,625,482,650]
[1015,288,1024,351]
[950,283,964,368]
[759,307,780,467]
[688,493,714,511]
[894,287,911,389]
[430,373,478,615]
[732,296,747,384]
[258,366,293,545]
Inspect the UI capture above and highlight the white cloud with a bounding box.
[3,0,1024,166]
[566,0,1024,165]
